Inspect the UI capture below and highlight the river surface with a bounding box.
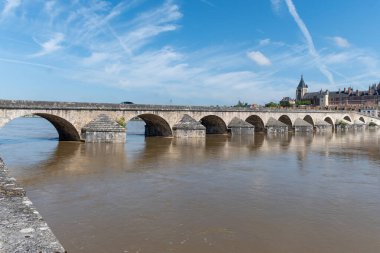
[1,117,380,253]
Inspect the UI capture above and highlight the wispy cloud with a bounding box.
[1,0,380,105]
[270,0,282,12]
[331,36,350,48]
[200,0,215,7]
[284,0,335,85]
[0,0,21,20]
[31,33,65,57]
[247,51,272,66]
[259,38,271,46]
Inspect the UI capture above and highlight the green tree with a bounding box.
[265,102,278,108]
[295,100,311,106]
[279,101,291,107]
[234,100,249,108]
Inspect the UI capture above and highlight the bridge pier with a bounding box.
[266,117,288,133]
[294,118,313,132]
[228,117,255,135]
[315,121,333,132]
[172,115,206,138]
[81,114,126,143]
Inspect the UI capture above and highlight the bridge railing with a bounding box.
[0,99,360,113]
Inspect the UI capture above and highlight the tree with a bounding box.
[234,100,250,108]
[265,102,278,108]
[295,100,311,106]
[279,100,291,107]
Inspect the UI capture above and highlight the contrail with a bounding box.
[0,57,63,70]
[284,0,335,85]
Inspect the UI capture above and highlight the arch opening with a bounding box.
[200,115,227,134]
[303,115,314,126]
[278,115,293,130]
[34,113,80,141]
[359,117,365,123]
[136,114,172,137]
[343,116,352,122]
[246,115,265,132]
[324,116,334,129]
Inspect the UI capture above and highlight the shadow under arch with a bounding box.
[359,116,365,123]
[136,114,172,137]
[278,115,293,129]
[324,116,335,129]
[343,115,352,122]
[246,115,265,132]
[200,115,227,134]
[33,113,81,141]
[303,115,314,126]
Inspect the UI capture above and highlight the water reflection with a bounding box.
[0,118,380,253]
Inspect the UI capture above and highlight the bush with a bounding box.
[336,120,348,128]
[116,117,126,128]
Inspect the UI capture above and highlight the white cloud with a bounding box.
[247,51,272,66]
[31,33,65,57]
[332,36,350,48]
[0,0,21,20]
[284,0,335,85]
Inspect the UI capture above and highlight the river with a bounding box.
[0,117,380,253]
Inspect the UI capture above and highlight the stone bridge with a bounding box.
[0,99,379,142]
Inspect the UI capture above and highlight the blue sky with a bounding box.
[0,0,380,105]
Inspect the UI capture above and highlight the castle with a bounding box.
[295,76,380,107]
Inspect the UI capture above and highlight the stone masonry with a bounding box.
[81,114,126,143]
[0,158,66,253]
[294,118,314,132]
[1,99,380,141]
[228,117,255,135]
[172,114,206,138]
[266,117,288,133]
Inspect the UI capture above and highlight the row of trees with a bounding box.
[266,100,311,108]
[232,100,312,108]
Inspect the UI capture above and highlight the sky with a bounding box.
[0,0,380,106]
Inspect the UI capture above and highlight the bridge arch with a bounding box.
[303,115,314,126]
[200,115,227,134]
[359,116,365,123]
[343,115,352,122]
[324,116,335,129]
[136,114,172,137]
[1,113,81,141]
[35,113,81,141]
[278,115,293,129]
[246,115,265,132]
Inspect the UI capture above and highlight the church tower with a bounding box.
[296,75,308,101]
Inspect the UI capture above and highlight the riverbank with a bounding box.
[0,157,66,253]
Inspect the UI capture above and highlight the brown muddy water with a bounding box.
[1,117,380,253]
